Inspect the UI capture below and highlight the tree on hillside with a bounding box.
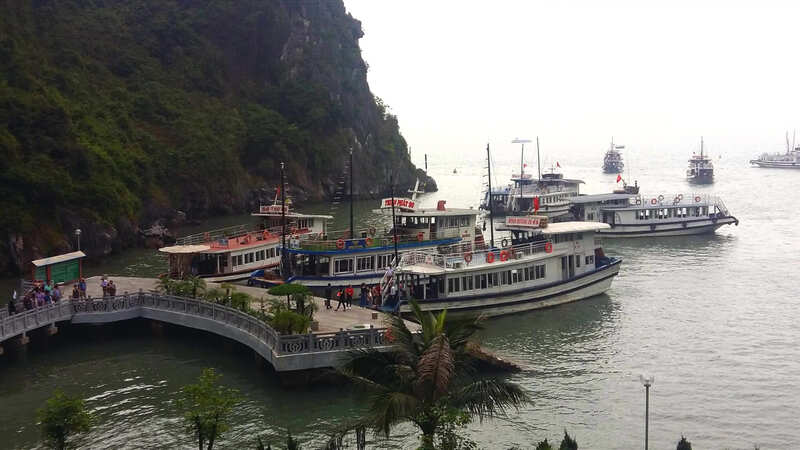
[37,390,93,450]
[177,368,240,450]
[676,435,692,450]
[340,300,528,449]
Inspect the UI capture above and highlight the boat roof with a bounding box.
[31,251,85,267]
[159,244,212,254]
[251,211,333,219]
[396,263,445,275]
[374,207,479,217]
[570,193,637,204]
[540,222,611,234]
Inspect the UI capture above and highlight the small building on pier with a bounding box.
[30,251,85,285]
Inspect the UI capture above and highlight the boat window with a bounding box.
[356,256,374,272]
[501,271,508,285]
[461,276,468,291]
[524,267,530,281]
[480,274,487,289]
[511,270,519,283]
[334,258,354,274]
[377,254,391,270]
[448,278,455,293]
[489,272,498,287]
[468,275,474,290]
[576,256,581,268]
[585,255,594,265]
[474,275,480,289]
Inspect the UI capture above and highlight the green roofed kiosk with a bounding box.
[30,251,85,285]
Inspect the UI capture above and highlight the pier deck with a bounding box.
[67,276,418,334]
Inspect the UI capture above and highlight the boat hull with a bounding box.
[398,260,621,318]
[598,216,738,238]
[749,160,800,169]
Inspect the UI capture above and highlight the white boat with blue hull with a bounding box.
[384,219,621,318]
[284,197,484,295]
[571,192,739,237]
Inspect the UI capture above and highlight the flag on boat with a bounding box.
[556,161,561,168]
[616,174,622,183]
[523,163,527,168]
[533,196,540,212]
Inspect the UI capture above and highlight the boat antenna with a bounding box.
[786,131,791,154]
[486,143,495,249]
[701,136,704,158]
[536,136,542,184]
[512,138,532,205]
[424,153,428,173]
[280,161,286,278]
[390,175,399,265]
[793,130,796,152]
[349,146,354,239]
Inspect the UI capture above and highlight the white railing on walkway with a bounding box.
[1,294,390,359]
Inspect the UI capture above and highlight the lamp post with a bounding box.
[639,375,654,450]
[75,228,82,251]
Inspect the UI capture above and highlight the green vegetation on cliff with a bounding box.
[0,0,431,270]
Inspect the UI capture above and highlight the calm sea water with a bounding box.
[1,143,798,449]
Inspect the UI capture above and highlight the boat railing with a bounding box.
[176,224,255,245]
[296,231,442,251]
[398,240,550,270]
[632,193,729,210]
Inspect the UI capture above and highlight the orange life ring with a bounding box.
[384,328,394,343]
[417,232,424,242]
[650,198,658,205]
[365,237,374,246]
[486,252,495,263]
[694,196,701,203]
[464,252,472,263]
[336,239,345,249]
[544,242,553,253]
[499,250,509,262]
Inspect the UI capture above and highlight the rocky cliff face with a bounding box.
[0,0,435,274]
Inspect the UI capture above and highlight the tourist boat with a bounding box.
[749,132,800,169]
[571,192,738,237]
[159,203,332,282]
[283,192,483,295]
[602,138,625,173]
[504,170,583,220]
[384,216,621,317]
[687,137,714,184]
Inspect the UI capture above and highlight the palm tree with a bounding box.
[341,300,529,449]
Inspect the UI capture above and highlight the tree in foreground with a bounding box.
[178,368,240,450]
[559,430,578,450]
[340,300,529,449]
[37,390,92,450]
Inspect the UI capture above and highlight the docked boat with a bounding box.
[384,217,621,317]
[504,170,583,220]
[159,204,332,282]
[571,192,738,237]
[283,195,483,295]
[687,137,714,183]
[602,138,625,173]
[750,132,800,169]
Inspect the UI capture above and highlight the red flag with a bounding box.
[616,174,622,183]
[275,185,281,198]
[533,196,540,212]
[523,163,527,168]
[556,161,561,168]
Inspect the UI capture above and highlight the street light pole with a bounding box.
[75,228,82,251]
[639,375,654,450]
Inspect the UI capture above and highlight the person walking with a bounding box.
[7,298,16,316]
[78,278,87,299]
[359,283,368,307]
[345,285,354,307]
[72,285,80,300]
[335,287,347,311]
[324,283,333,310]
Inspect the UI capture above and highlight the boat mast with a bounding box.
[280,161,286,277]
[701,136,704,159]
[486,143,495,249]
[424,153,428,173]
[536,136,542,184]
[349,147,354,239]
[390,176,399,265]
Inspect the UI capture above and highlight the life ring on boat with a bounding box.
[499,250,509,262]
[262,230,270,240]
[384,328,394,343]
[365,237,373,246]
[486,252,495,263]
[650,198,658,205]
[635,198,642,205]
[694,196,701,203]
[544,242,553,253]
[368,226,377,237]
[417,232,424,242]
[501,238,509,248]
[658,195,664,202]
[677,194,684,201]
[336,239,345,249]
[464,252,472,263]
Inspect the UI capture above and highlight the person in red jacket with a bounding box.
[345,285,354,307]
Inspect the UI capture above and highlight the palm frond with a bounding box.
[367,391,421,436]
[449,378,530,421]
[414,334,454,400]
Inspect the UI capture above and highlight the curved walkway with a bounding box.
[0,294,391,371]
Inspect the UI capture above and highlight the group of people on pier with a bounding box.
[6,280,67,316]
[324,283,386,312]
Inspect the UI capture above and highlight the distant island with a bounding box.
[0,0,434,275]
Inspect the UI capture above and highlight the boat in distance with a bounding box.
[687,137,714,184]
[385,218,621,317]
[602,138,625,173]
[750,132,800,168]
[570,192,738,237]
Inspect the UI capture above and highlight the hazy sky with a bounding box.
[344,0,800,164]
